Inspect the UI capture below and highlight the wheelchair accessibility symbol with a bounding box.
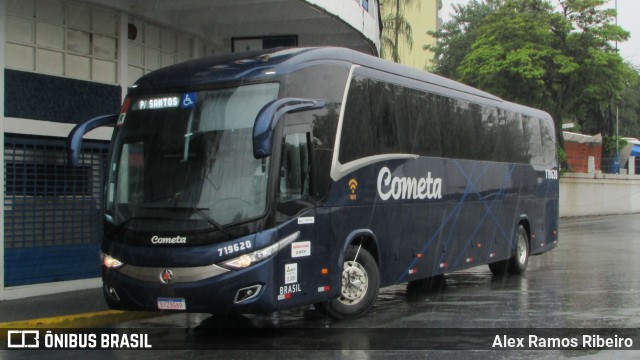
[181,92,197,109]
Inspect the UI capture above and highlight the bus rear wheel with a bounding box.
[489,224,529,275]
[316,245,379,319]
[507,225,529,274]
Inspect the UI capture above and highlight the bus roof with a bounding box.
[131,46,551,120]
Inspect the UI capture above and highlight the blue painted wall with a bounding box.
[4,69,121,123]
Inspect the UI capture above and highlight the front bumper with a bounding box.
[102,256,277,314]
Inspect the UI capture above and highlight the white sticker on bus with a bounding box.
[297,217,315,225]
[285,263,298,284]
[291,241,311,258]
[377,166,442,201]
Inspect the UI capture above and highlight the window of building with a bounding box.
[6,0,119,84]
[127,18,216,86]
[232,35,298,53]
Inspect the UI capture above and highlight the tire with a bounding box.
[488,224,529,275]
[507,225,529,274]
[315,245,379,319]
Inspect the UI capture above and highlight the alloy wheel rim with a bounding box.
[517,232,527,265]
[337,260,368,305]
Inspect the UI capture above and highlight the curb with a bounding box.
[0,310,162,329]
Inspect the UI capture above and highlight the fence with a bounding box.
[3,135,109,286]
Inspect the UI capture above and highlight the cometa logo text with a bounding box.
[151,236,187,244]
[377,166,443,201]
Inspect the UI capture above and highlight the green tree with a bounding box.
[559,1,634,140]
[428,0,632,159]
[380,0,418,63]
[617,68,640,138]
[426,0,502,77]
[579,65,640,136]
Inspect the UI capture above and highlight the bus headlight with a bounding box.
[101,252,124,269]
[219,231,300,270]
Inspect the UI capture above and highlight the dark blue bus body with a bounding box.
[80,47,558,318]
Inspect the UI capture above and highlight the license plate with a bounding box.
[157,297,186,311]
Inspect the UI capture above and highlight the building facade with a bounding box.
[380,0,441,70]
[0,0,381,300]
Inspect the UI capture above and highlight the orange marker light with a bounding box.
[321,268,329,275]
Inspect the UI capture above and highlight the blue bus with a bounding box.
[69,47,559,319]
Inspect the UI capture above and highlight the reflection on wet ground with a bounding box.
[137,215,640,332]
[4,215,640,359]
[127,215,640,359]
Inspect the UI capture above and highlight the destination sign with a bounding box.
[133,96,180,110]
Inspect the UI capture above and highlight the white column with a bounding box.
[0,0,7,299]
[587,156,595,174]
[118,13,129,101]
[629,156,636,175]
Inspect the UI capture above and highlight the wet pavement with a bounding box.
[2,214,640,358]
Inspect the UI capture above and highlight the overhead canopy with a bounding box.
[87,0,380,55]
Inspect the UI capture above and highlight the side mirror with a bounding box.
[67,114,118,167]
[253,98,326,158]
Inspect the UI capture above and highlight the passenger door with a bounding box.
[274,126,329,309]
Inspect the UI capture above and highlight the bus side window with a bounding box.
[279,132,311,203]
[540,118,556,165]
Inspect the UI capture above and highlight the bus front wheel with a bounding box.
[489,224,529,275]
[316,245,380,319]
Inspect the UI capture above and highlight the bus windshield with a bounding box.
[106,83,280,232]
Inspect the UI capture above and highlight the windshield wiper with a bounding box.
[106,215,174,237]
[139,205,231,237]
[192,208,232,237]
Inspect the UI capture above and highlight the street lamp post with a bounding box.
[615,0,620,173]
